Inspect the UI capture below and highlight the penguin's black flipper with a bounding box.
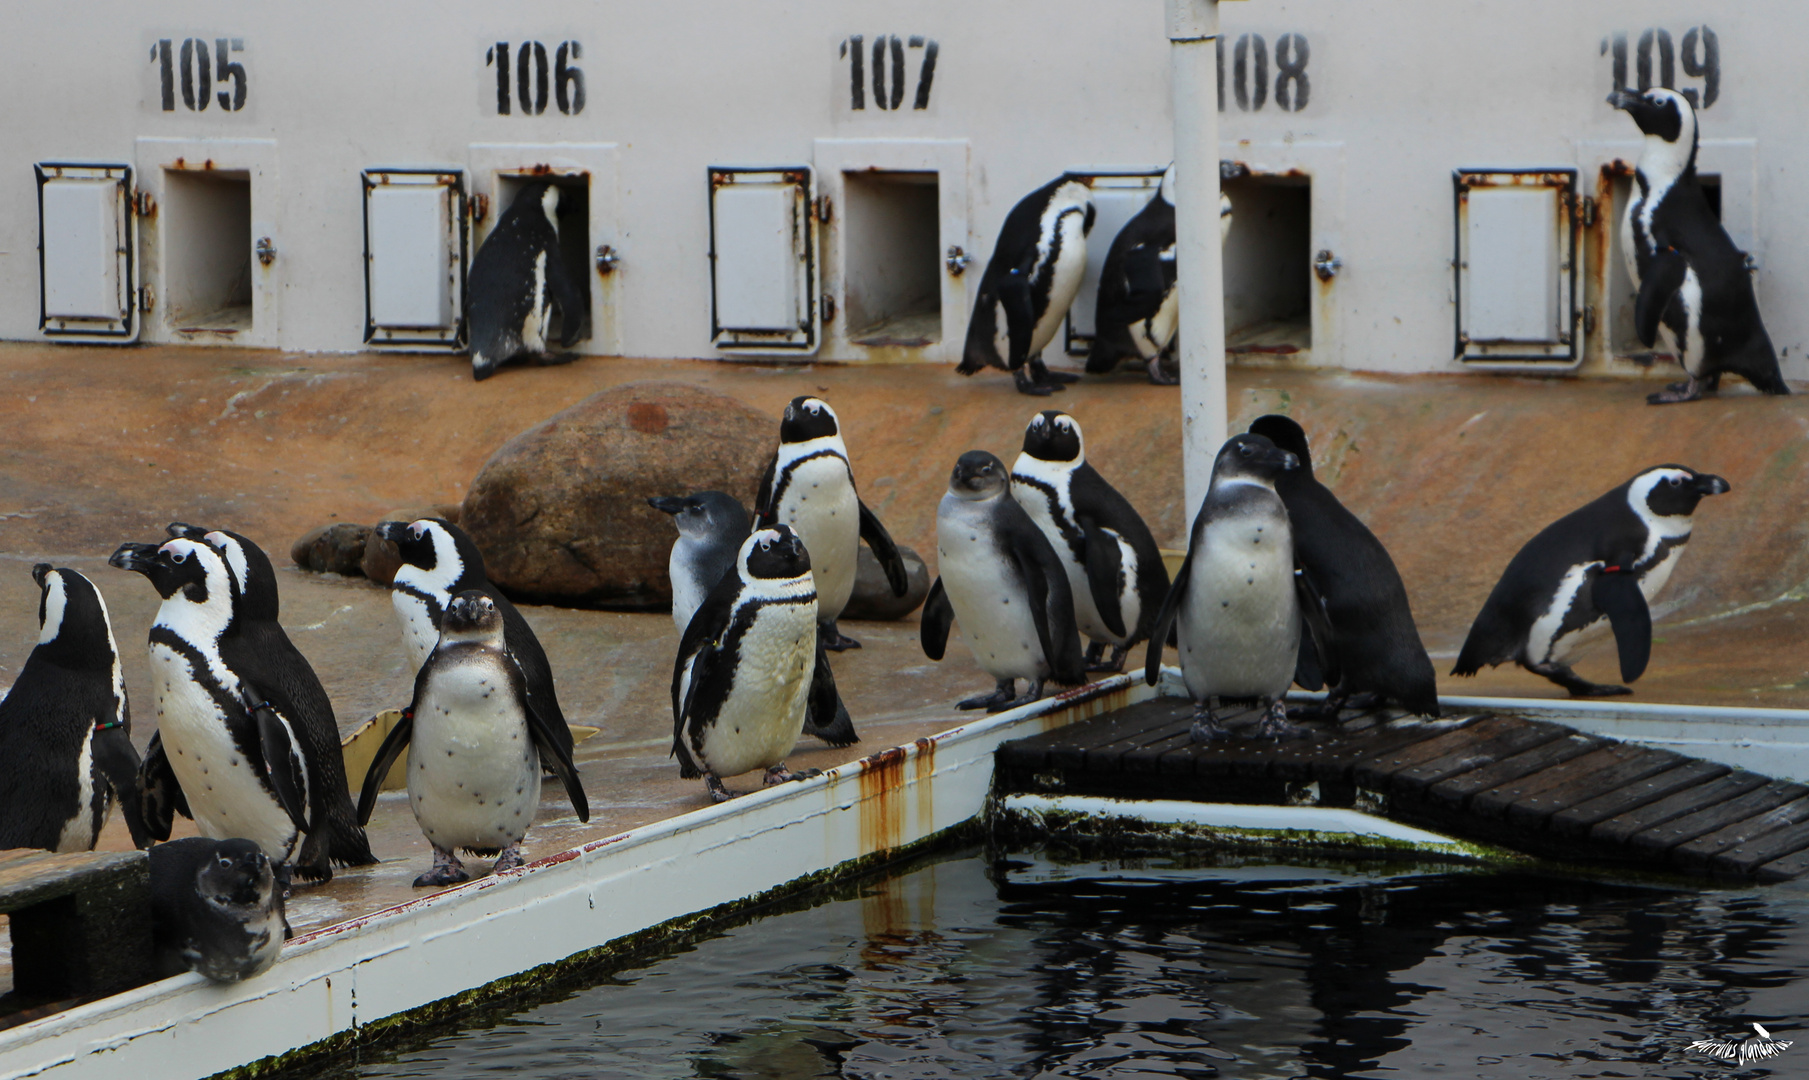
[1294,569,1342,691]
[1009,515,1087,685]
[753,452,779,527]
[998,267,1037,369]
[523,693,589,822]
[250,700,312,836]
[1080,519,1127,639]
[920,578,953,661]
[1593,569,1652,683]
[1293,626,1325,693]
[857,500,910,597]
[140,731,189,842]
[802,637,858,747]
[1120,244,1170,315]
[1634,249,1689,349]
[93,723,151,849]
[355,709,414,826]
[1145,551,1192,687]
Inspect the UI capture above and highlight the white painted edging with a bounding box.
[0,676,1151,1080]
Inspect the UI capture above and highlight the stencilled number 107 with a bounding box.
[839,35,939,111]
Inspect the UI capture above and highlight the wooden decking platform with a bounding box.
[994,699,1809,882]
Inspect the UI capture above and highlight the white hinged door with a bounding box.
[363,170,466,349]
[37,163,138,342]
[710,167,818,354]
[1064,169,1165,356]
[1455,169,1579,366]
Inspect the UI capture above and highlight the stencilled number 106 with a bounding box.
[150,37,248,112]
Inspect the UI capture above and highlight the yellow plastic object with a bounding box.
[1160,548,1187,582]
[340,709,600,793]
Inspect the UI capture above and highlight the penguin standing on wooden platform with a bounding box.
[960,175,1095,395]
[671,526,853,802]
[358,591,588,887]
[1246,416,1440,717]
[1452,465,1729,696]
[149,836,288,982]
[0,565,148,852]
[648,491,752,636]
[1010,411,1169,673]
[1146,434,1337,742]
[468,180,586,382]
[1609,87,1788,404]
[922,450,1087,712]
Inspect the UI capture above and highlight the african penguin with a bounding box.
[358,591,588,887]
[468,179,586,382]
[149,837,288,982]
[647,491,751,636]
[109,539,312,870]
[0,564,148,852]
[163,523,375,881]
[1246,415,1440,717]
[376,518,575,768]
[671,525,852,803]
[1010,410,1169,673]
[1146,434,1336,741]
[755,396,907,659]
[1452,465,1729,696]
[921,450,1087,712]
[959,175,1095,395]
[1610,87,1788,404]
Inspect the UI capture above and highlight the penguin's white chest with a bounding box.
[776,456,860,619]
[1010,474,1139,648]
[391,590,440,675]
[937,495,1047,681]
[53,728,101,854]
[520,250,551,355]
[149,642,299,861]
[669,538,712,636]
[1028,210,1091,356]
[688,601,815,778]
[407,661,542,853]
[1178,510,1300,702]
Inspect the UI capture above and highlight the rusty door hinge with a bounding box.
[821,295,836,323]
[1580,196,1598,227]
[816,195,833,224]
[1583,306,1597,334]
[132,190,156,218]
[139,284,155,312]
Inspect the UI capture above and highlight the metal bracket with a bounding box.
[132,190,156,218]
[469,193,490,225]
[255,237,276,267]
[821,294,836,323]
[594,244,619,274]
[1580,195,1598,228]
[946,245,971,275]
[1313,250,1342,282]
[139,284,155,313]
[816,194,833,224]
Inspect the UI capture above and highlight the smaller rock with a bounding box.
[842,545,930,622]
[308,524,372,577]
[362,504,462,586]
[291,526,328,569]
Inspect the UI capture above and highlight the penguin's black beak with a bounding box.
[1607,88,1642,111]
[1696,474,1731,496]
[108,542,160,575]
[166,521,208,541]
[647,496,685,516]
[30,563,51,588]
[375,521,407,544]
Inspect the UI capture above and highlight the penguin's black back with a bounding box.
[1068,463,1170,641]
[468,182,567,364]
[1089,193,1176,374]
[960,176,1074,375]
[1647,173,1785,391]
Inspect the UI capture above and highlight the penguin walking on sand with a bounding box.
[960,175,1094,395]
[149,836,288,982]
[109,539,313,871]
[756,396,908,658]
[1452,465,1729,696]
[648,491,752,636]
[358,591,588,887]
[1146,434,1337,742]
[1246,416,1440,717]
[468,179,586,381]
[377,518,575,767]
[1010,411,1169,673]
[0,564,148,852]
[672,526,853,802]
[159,523,375,881]
[1609,87,1788,404]
[921,450,1088,711]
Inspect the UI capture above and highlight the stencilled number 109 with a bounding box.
[150,37,248,112]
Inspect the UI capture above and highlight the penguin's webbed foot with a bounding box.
[820,621,863,651]
[533,350,578,368]
[762,763,823,787]
[414,847,470,888]
[704,772,734,803]
[1527,660,1633,698]
[1647,376,1707,405]
[491,844,526,875]
[958,679,1017,711]
[1000,678,1049,712]
[1012,367,1061,396]
[1256,699,1316,740]
[1145,355,1179,386]
[1189,704,1230,743]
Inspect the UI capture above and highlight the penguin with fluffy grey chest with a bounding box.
[1453,465,1729,696]
[0,564,148,852]
[149,836,288,982]
[1011,411,1169,673]
[467,180,586,382]
[672,525,851,803]
[359,591,589,887]
[922,451,1087,711]
[1146,434,1336,742]
[960,175,1094,395]
[648,491,751,636]
[1610,88,1788,404]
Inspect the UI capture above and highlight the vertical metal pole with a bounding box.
[1167,0,1225,523]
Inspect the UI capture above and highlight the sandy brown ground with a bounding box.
[0,343,1806,951]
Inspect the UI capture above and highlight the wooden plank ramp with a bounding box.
[994,699,1809,882]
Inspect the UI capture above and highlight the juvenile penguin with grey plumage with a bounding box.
[149,837,288,982]
[0,564,148,852]
[1011,411,1169,673]
[1146,434,1336,742]
[922,450,1087,711]
[1609,87,1788,404]
[468,179,586,381]
[1453,465,1729,696]
[960,175,1094,395]
[359,591,589,887]
[648,492,751,636]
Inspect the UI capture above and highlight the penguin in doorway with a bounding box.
[921,450,1088,712]
[1010,411,1169,673]
[1609,87,1788,404]
[468,179,587,382]
[1246,416,1440,717]
[671,526,852,802]
[647,491,752,636]
[149,836,289,982]
[1452,465,1729,696]
[0,564,148,852]
[1145,434,1337,742]
[959,175,1094,395]
[358,591,588,887]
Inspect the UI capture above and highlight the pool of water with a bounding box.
[321,848,1808,1079]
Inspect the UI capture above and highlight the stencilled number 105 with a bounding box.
[150,37,248,112]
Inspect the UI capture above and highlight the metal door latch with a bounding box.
[946,245,971,275]
[1313,250,1342,281]
[255,237,277,266]
[595,245,619,273]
